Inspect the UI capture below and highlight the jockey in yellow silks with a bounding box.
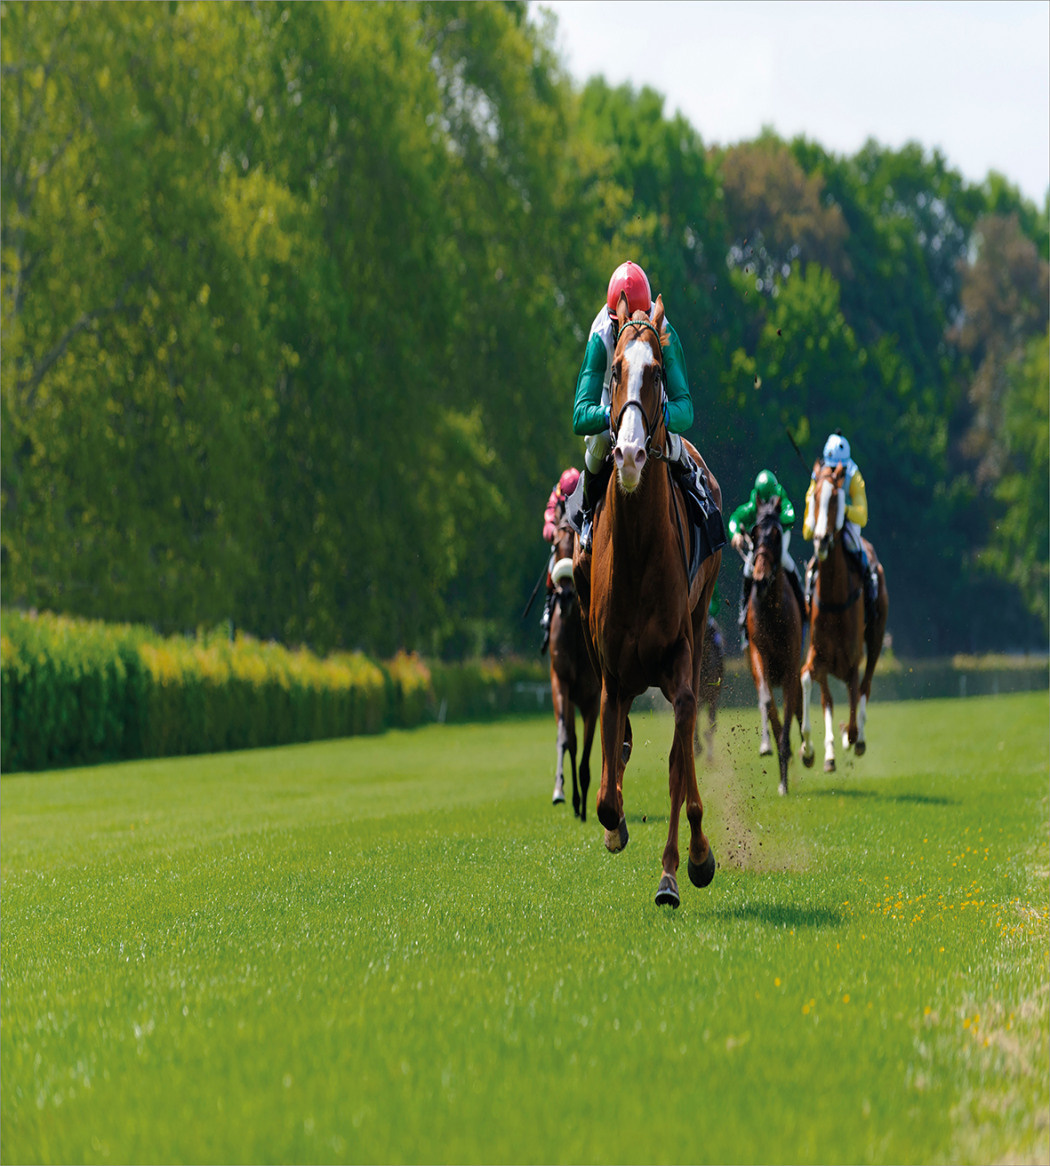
[803,432,879,621]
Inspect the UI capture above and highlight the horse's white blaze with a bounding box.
[614,339,653,491]
[835,485,845,532]
[813,480,832,540]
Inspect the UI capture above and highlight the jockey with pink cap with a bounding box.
[572,261,699,550]
[539,466,581,652]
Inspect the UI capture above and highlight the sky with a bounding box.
[535,0,1050,206]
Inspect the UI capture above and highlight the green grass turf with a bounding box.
[2,692,1047,1164]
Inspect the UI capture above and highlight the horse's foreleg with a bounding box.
[841,667,860,752]
[821,680,836,772]
[800,665,816,768]
[660,642,714,906]
[553,714,567,804]
[597,680,629,850]
[551,679,567,805]
[579,701,597,823]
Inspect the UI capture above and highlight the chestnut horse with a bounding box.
[745,497,803,795]
[800,462,889,772]
[693,616,725,763]
[573,293,723,908]
[548,522,600,818]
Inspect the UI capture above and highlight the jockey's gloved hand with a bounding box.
[666,432,683,462]
[604,405,612,432]
[731,532,749,555]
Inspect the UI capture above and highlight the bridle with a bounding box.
[610,318,669,458]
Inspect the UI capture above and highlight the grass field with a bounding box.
[2,692,1047,1165]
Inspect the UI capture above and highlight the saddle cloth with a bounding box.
[562,460,726,588]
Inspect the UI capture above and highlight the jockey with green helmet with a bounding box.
[572,260,700,550]
[728,469,807,644]
[803,431,879,623]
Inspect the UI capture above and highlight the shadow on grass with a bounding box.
[807,788,957,807]
[713,902,844,929]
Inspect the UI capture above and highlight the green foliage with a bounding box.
[0,608,547,772]
[2,695,1047,1163]
[1,2,1046,658]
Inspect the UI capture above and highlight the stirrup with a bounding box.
[580,514,594,554]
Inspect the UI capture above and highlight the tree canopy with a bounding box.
[3,0,1047,657]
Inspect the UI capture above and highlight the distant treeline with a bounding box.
[2,1,1047,659]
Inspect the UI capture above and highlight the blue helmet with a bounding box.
[823,433,851,466]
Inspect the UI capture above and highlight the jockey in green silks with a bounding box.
[728,469,807,645]
[572,260,702,551]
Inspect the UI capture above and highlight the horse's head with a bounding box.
[751,497,783,598]
[809,462,846,561]
[609,292,668,493]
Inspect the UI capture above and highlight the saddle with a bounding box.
[562,457,726,589]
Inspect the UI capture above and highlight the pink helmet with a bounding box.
[606,261,652,316]
[558,467,580,496]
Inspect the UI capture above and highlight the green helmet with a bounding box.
[754,469,779,502]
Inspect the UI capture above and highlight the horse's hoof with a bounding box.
[604,816,628,853]
[824,758,836,773]
[778,779,788,796]
[655,874,680,908]
[552,790,565,805]
[801,748,815,769]
[687,848,716,888]
[855,740,866,757]
[759,742,774,757]
[841,731,852,752]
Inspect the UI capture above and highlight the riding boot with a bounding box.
[539,590,553,655]
[863,566,879,629]
[579,461,611,553]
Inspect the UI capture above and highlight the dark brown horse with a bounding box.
[800,462,889,772]
[745,497,803,795]
[693,616,725,763]
[573,293,722,908]
[548,522,600,818]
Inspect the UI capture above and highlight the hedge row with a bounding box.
[0,610,547,773]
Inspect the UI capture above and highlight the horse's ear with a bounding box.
[616,291,630,331]
[652,294,669,348]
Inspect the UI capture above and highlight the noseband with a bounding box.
[611,319,668,455]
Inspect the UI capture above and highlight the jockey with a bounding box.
[539,466,581,653]
[572,260,701,551]
[728,469,807,645]
[802,432,879,623]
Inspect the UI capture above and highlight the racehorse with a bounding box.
[573,293,723,908]
[744,497,803,794]
[693,616,725,763]
[548,522,600,819]
[800,461,889,772]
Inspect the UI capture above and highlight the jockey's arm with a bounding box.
[727,497,756,554]
[572,334,611,435]
[802,480,816,540]
[846,468,868,527]
[662,322,694,432]
[777,486,796,529]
